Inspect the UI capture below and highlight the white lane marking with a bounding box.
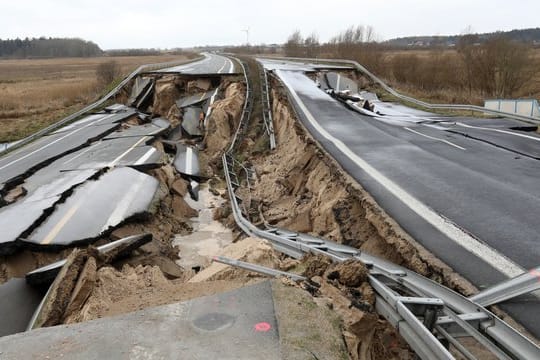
[405,127,466,150]
[186,146,193,174]
[204,89,219,127]
[101,172,146,231]
[0,113,116,170]
[162,53,211,72]
[456,122,540,142]
[217,58,228,73]
[134,147,156,166]
[216,55,234,74]
[109,136,150,167]
[226,57,234,73]
[40,179,100,245]
[277,70,524,278]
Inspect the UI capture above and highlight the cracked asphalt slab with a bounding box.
[0,105,166,253]
[24,167,158,249]
[272,67,540,338]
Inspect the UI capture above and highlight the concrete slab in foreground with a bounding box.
[0,281,281,360]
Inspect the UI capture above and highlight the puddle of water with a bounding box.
[173,184,233,270]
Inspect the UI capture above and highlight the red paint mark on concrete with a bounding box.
[254,322,272,332]
[529,269,540,282]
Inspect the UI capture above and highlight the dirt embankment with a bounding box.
[249,80,476,295]
[201,81,246,176]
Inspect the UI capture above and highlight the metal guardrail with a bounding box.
[222,55,540,360]
[259,56,540,126]
[0,56,204,157]
[470,266,540,307]
[259,64,276,150]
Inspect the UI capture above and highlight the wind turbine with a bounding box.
[241,27,250,46]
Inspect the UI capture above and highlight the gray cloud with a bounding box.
[0,0,538,49]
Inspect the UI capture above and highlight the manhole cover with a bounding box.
[192,312,235,332]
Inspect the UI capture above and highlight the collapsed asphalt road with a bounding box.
[1,53,538,359]
[262,58,540,338]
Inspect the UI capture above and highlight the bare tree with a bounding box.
[304,32,320,58]
[285,30,304,57]
[460,36,532,97]
[96,60,121,86]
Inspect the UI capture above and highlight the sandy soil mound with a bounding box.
[152,76,185,117]
[189,237,279,282]
[65,264,171,323]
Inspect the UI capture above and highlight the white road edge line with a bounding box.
[186,146,193,174]
[134,147,156,166]
[456,122,540,142]
[109,136,150,167]
[204,89,219,127]
[277,70,524,278]
[405,127,466,150]
[0,113,117,170]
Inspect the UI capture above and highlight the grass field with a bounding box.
[0,54,197,143]
[376,48,540,105]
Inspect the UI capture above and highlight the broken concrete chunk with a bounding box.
[63,257,97,319]
[29,249,87,329]
[176,89,218,109]
[189,180,200,201]
[173,144,200,177]
[128,77,153,106]
[325,72,358,94]
[0,197,59,256]
[151,117,171,130]
[26,234,153,286]
[181,106,204,137]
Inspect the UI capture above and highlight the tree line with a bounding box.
[0,37,102,58]
[284,26,538,100]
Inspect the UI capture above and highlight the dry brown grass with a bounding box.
[377,48,540,104]
[0,55,195,143]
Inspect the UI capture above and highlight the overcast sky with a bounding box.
[1,0,539,49]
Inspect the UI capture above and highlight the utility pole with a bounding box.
[241,27,250,46]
